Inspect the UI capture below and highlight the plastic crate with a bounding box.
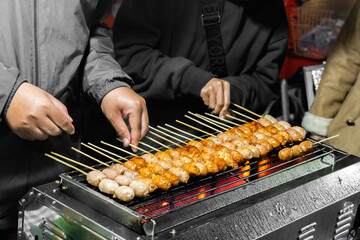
[291,7,336,60]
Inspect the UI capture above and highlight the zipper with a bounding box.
[33,0,40,86]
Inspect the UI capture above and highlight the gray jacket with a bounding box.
[0,0,132,229]
[0,0,132,120]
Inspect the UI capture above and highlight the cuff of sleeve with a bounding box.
[301,111,333,136]
[95,78,132,104]
[1,77,27,121]
[180,65,215,96]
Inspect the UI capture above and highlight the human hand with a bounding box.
[200,78,230,118]
[5,83,75,141]
[101,87,148,151]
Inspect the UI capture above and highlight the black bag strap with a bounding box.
[200,0,228,78]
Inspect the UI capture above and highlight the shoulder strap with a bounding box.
[200,0,228,78]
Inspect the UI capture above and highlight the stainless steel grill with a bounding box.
[19,139,360,240]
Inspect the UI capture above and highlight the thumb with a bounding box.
[49,96,73,122]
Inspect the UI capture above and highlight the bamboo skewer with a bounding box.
[101,141,137,158]
[194,113,232,129]
[88,142,124,159]
[189,112,230,131]
[71,147,110,167]
[45,153,88,175]
[81,142,123,163]
[204,112,239,127]
[117,138,151,154]
[149,131,182,147]
[225,114,248,124]
[149,126,187,144]
[184,115,222,134]
[51,151,100,172]
[176,120,216,137]
[159,125,193,141]
[146,136,172,149]
[314,134,339,145]
[229,109,257,122]
[231,102,262,118]
[139,141,161,152]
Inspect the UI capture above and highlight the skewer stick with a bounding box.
[45,153,88,175]
[149,126,187,144]
[225,114,247,123]
[184,115,222,134]
[71,147,110,167]
[149,131,182,147]
[229,109,257,122]
[88,142,124,160]
[117,138,151,154]
[204,112,239,127]
[314,134,339,145]
[188,112,230,131]
[139,141,161,152]
[159,125,193,141]
[146,136,172,149]
[176,120,216,137]
[231,102,262,118]
[50,151,99,172]
[194,113,232,129]
[165,124,204,140]
[100,141,137,158]
[81,142,123,163]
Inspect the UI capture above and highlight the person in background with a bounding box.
[0,0,148,236]
[113,0,289,127]
[301,0,360,157]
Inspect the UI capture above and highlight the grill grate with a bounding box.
[63,141,334,223]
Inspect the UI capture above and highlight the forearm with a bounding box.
[82,1,133,104]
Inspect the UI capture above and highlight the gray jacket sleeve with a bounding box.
[82,0,134,104]
[0,63,27,122]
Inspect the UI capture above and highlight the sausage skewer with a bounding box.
[278,135,340,161]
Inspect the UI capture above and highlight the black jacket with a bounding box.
[114,0,289,125]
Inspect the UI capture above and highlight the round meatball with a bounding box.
[114,186,135,202]
[114,175,133,186]
[291,145,303,158]
[278,148,293,161]
[110,164,127,174]
[87,171,106,187]
[99,179,119,195]
[129,180,149,198]
[102,168,120,180]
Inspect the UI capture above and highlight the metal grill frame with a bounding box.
[59,140,341,235]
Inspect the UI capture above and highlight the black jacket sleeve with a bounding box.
[113,0,214,101]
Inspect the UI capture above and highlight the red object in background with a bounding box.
[280,55,322,80]
[283,0,298,50]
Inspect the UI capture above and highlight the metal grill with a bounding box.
[59,140,336,235]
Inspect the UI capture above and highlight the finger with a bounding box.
[212,83,224,114]
[128,109,143,151]
[220,82,231,118]
[29,127,49,141]
[200,88,210,106]
[38,118,62,136]
[140,103,149,139]
[208,86,216,110]
[109,114,131,147]
[47,100,75,135]
[50,97,73,122]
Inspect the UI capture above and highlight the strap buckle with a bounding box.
[201,12,221,26]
